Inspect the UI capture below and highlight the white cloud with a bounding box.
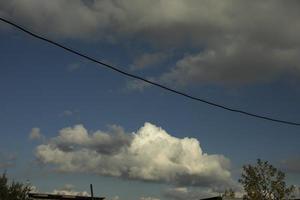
[140,197,160,200]
[29,185,38,193]
[35,122,234,188]
[29,127,44,141]
[163,187,219,200]
[163,186,244,200]
[26,184,90,197]
[52,184,90,196]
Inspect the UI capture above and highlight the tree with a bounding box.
[239,159,295,200]
[0,173,32,200]
[222,188,235,198]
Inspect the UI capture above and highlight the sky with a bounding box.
[0,1,300,200]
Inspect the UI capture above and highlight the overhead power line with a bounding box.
[0,17,299,126]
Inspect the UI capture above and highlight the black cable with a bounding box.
[1,17,299,126]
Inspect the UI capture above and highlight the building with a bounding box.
[200,197,242,200]
[28,193,105,200]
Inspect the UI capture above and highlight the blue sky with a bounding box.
[1,1,300,200]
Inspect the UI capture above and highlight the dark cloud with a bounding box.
[2,1,300,85]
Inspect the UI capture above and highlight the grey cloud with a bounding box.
[281,157,300,174]
[29,127,44,141]
[0,0,100,39]
[67,63,83,72]
[0,152,16,169]
[51,124,132,155]
[111,196,120,200]
[125,79,152,92]
[161,41,300,86]
[60,110,80,117]
[63,110,73,116]
[35,122,234,187]
[2,1,299,46]
[92,125,132,154]
[130,52,170,71]
[2,1,299,85]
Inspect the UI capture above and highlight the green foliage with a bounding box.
[239,159,295,200]
[0,173,31,200]
[222,188,235,198]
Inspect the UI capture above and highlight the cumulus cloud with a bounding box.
[1,1,300,85]
[29,127,44,141]
[35,122,233,188]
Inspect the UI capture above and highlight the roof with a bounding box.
[28,193,105,200]
[200,197,222,200]
[200,197,242,200]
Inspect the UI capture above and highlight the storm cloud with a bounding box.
[35,122,234,188]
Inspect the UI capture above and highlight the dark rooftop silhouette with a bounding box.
[29,193,105,200]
